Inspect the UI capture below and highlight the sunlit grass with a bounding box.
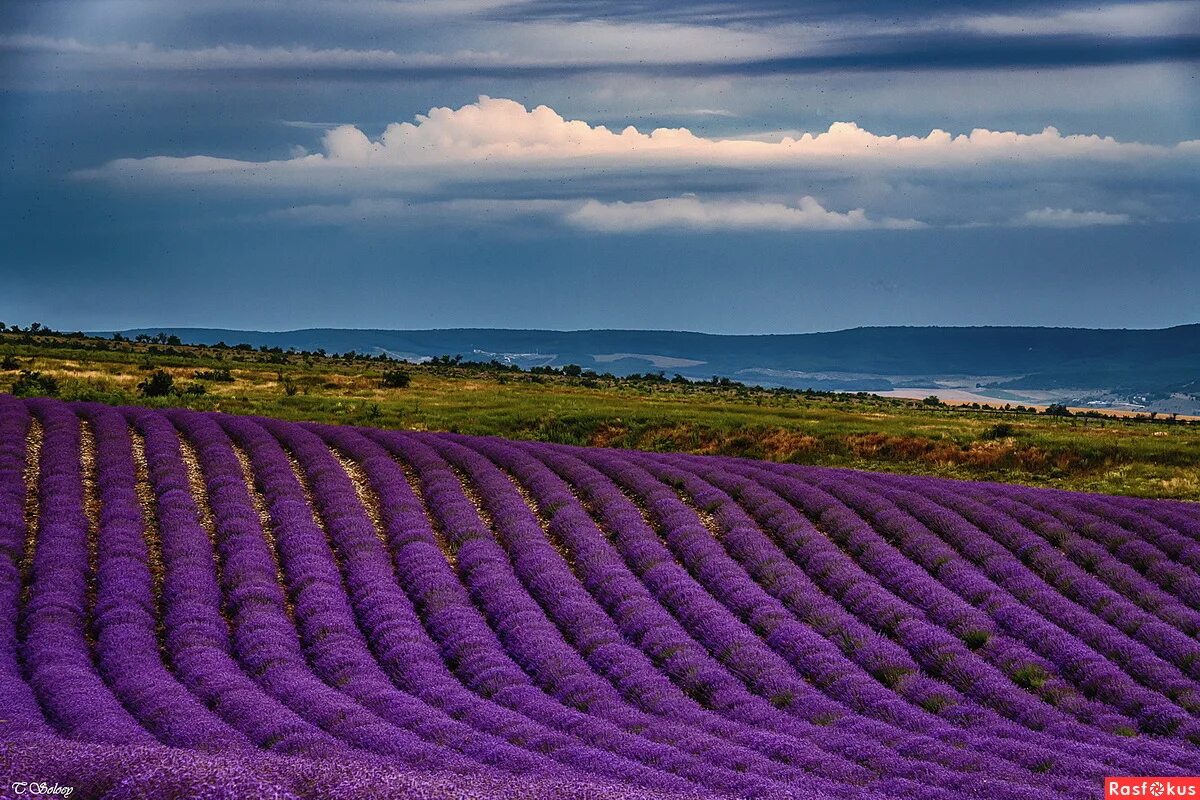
[4,336,1198,500]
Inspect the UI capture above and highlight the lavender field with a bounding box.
[2,394,1199,799]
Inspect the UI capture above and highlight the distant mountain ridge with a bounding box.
[109,324,1200,405]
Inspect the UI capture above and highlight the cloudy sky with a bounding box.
[2,1,1198,333]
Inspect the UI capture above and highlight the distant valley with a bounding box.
[111,325,1200,415]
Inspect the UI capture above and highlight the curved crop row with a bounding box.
[1,396,1197,799]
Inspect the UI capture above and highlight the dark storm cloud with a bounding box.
[4,34,1195,84]
[703,33,1200,76]
[2,1,1197,82]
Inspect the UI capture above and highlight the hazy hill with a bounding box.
[111,324,1200,402]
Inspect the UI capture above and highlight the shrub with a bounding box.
[1,354,19,371]
[138,370,175,397]
[194,367,234,382]
[381,369,412,389]
[980,423,1015,440]
[11,370,59,397]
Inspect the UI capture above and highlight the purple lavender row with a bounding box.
[600,440,1142,785]
[974,484,1200,608]
[20,398,153,744]
[322,422,711,794]
[369,429,830,799]
[78,403,250,749]
[7,400,710,796]
[627,448,1168,779]
[686,450,1200,767]
[0,396,54,738]
[585,438,1156,782]
[732,459,1132,723]
[778,461,1200,606]
[1060,492,1200,574]
[806,470,1200,741]
[170,409,490,773]
[512,438,1078,799]
[4,732,723,800]
[307,421,705,792]
[740,459,1200,768]
[676,454,1191,765]
[125,406,354,758]
[234,413,602,777]
[943,480,1200,644]
[770,465,1200,597]
[1102,495,1200,547]
[449,434,944,794]
[559,442,1112,795]
[422,432,881,795]
[436,432,886,779]
[840,474,1200,728]
[871,473,1200,684]
[8,396,1198,796]
[686,450,1200,771]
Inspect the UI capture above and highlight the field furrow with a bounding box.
[2,397,1198,799]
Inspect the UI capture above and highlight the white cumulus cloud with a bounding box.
[83,96,1200,186]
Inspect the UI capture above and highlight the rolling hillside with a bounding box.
[113,325,1200,402]
[3,395,1199,798]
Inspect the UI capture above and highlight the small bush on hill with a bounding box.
[194,368,234,382]
[12,370,60,397]
[138,370,175,397]
[381,369,412,389]
[981,423,1015,440]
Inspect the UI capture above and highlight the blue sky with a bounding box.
[1,0,1198,333]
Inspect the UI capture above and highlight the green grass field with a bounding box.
[3,330,1198,500]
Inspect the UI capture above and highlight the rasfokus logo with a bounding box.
[1106,777,1200,798]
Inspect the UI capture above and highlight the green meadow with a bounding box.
[3,330,1198,500]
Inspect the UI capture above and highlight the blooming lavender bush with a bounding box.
[2,395,1198,799]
